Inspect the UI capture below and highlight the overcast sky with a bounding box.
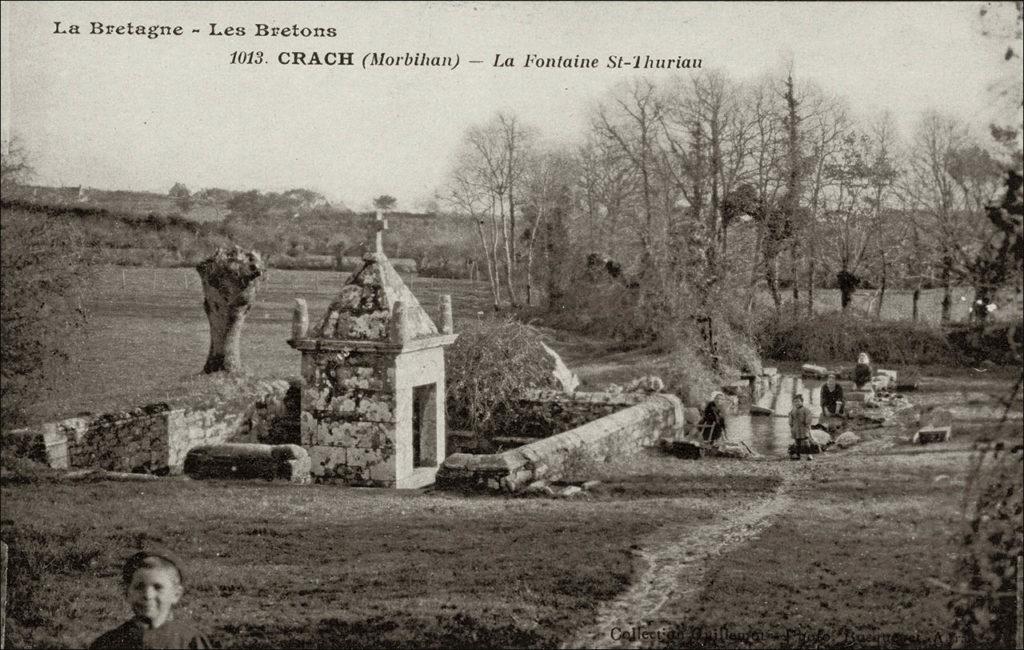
[1,1,1018,209]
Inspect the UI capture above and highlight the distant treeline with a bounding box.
[0,198,483,278]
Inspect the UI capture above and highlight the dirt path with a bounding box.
[563,466,798,649]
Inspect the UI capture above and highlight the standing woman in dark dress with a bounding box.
[701,392,728,443]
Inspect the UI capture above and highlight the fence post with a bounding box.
[121,268,127,291]
[314,273,319,293]
[1,540,8,650]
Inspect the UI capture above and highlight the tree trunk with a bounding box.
[766,254,782,310]
[840,285,854,310]
[876,261,887,318]
[807,258,815,316]
[940,252,953,323]
[941,279,952,322]
[474,218,501,310]
[499,196,519,307]
[196,247,266,374]
[790,242,800,315]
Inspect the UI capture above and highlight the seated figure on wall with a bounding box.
[819,373,845,432]
[701,392,728,444]
[853,352,873,390]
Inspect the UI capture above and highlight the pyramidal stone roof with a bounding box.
[314,252,438,342]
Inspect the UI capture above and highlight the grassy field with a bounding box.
[3,370,1020,648]
[1,474,725,648]
[17,264,1015,426]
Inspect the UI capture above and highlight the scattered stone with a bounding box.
[184,443,310,482]
[845,389,872,403]
[834,431,860,449]
[624,375,665,393]
[933,474,950,483]
[525,480,552,495]
[801,364,829,379]
[877,369,897,384]
[914,426,952,444]
[683,407,702,424]
[809,429,832,448]
[714,441,757,458]
[559,485,584,498]
[581,480,602,491]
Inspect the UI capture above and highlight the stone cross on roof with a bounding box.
[373,210,388,254]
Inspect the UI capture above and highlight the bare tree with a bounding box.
[1,136,34,191]
[819,116,899,311]
[447,112,536,308]
[442,159,503,310]
[797,88,849,315]
[901,113,999,321]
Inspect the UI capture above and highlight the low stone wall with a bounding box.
[437,393,683,493]
[515,389,653,435]
[3,381,295,475]
[448,390,662,453]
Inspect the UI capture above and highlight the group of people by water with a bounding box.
[700,352,875,461]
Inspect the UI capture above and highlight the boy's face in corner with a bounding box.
[126,566,182,629]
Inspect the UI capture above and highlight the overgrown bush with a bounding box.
[756,311,956,365]
[1,208,94,428]
[950,442,1023,648]
[445,319,558,445]
[946,320,1024,366]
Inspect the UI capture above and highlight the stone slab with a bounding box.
[913,426,952,444]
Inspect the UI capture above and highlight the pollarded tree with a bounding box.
[169,182,192,212]
[196,247,267,373]
[373,194,397,211]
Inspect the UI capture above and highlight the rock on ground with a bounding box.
[835,431,860,448]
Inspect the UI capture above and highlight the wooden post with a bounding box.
[1,540,7,650]
[121,268,127,291]
[1016,554,1022,650]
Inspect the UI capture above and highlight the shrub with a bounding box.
[1,208,94,427]
[445,318,557,444]
[756,311,956,365]
[950,442,1023,647]
[945,320,1023,366]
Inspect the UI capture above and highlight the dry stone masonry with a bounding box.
[288,212,457,488]
[438,393,684,493]
[4,381,293,474]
